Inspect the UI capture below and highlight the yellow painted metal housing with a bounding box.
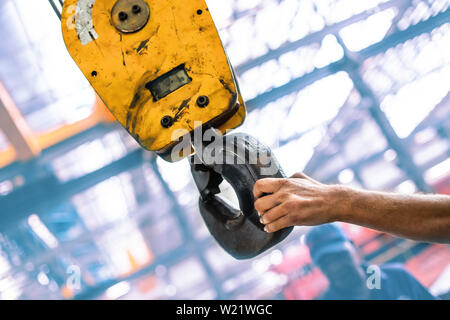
[62,0,246,161]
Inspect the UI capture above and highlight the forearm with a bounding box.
[254,174,450,243]
[335,186,450,243]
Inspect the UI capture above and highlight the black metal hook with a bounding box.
[190,133,293,259]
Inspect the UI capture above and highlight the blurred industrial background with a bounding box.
[0,0,449,300]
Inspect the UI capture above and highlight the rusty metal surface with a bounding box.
[62,0,246,159]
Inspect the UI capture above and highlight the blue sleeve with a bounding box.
[401,271,437,300]
[388,266,438,300]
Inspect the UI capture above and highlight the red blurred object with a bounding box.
[273,224,389,299]
[432,173,450,195]
[405,244,450,287]
[273,221,449,299]
[283,268,328,300]
[272,171,450,300]
[271,245,328,300]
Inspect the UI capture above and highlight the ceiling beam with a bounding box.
[0,82,40,161]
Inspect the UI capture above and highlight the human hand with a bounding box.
[253,172,347,233]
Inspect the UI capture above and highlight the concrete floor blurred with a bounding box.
[0,0,449,300]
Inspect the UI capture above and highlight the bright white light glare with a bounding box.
[0,276,22,300]
[299,234,306,245]
[0,131,8,150]
[207,1,234,27]
[52,132,128,183]
[223,278,238,293]
[73,175,136,230]
[12,0,95,131]
[314,0,390,24]
[429,264,450,297]
[98,221,151,276]
[270,250,284,266]
[25,262,34,272]
[0,254,11,275]
[157,157,191,192]
[27,214,59,249]
[314,35,344,68]
[288,0,325,41]
[57,140,110,181]
[165,285,177,297]
[395,180,417,194]
[49,282,59,292]
[169,258,206,291]
[339,9,396,51]
[360,159,404,190]
[195,289,216,300]
[37,271,50,286]
[284,72,354,135]
[338,169,355,184]
[218,180,240,210]
[92,177,132,222]
[252,258,271,274]
[383,149,397,162]
[425,159,450,183]
[274,130,321,175]
[263,271,286,287]
[414,128,436,144]
[105,281,130,300]
[414,140,448,167]
[381,65,450,138]
[155,265,167,277]
[0,180,13,196]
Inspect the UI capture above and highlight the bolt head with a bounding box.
[118,11,128,21]
[161,116,174,128]
[132,5,141,14]
[197,95,209,108]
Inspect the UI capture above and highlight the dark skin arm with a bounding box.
[253,173,450,243]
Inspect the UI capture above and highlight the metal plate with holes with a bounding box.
[111,0,150,33]
[62,0,246,159]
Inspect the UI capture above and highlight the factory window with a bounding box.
[72,173,137,230]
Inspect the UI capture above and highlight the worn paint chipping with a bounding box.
[76,0,98,45]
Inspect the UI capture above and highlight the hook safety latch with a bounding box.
[190,132,293,259]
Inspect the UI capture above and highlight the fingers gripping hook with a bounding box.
[190,132,293,260]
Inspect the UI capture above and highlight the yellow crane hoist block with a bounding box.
[61,0,246,161]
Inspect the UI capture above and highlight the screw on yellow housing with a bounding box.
[61,0,246,162]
